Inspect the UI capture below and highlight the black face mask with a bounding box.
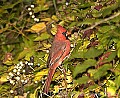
[62,31,68,39]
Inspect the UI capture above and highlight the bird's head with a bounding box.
[55,25,68,40]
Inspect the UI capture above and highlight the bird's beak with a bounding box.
[66,31,71,37]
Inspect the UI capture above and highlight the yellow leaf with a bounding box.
[29,22,46,33]
[53,70,61,80]
[90,33,95,40]
[79,41,90,50]
[34,69,48,81]
[52,15,59,21]
[30,93,35,98]
[53,85,59,94]
[51,25,57,35]
[8,65,14,71]
[14,96,18,98]
[66,76,72,83]
[3,60,13,65]
[66,69,71,75]
[44,54,49,62]
[0,73,8,84]
[36,0,46,5]
[107,87,116,96]
[59,21,65,26]
[43,43,51,49]
[67,84,72,88]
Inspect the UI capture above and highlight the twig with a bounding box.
[12,24,29,40]
[80,11,120,33]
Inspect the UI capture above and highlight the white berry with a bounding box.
[23,70,25,73]
[19,61,23,65]
[9,72,14,77]
[15,76,20,81]
[32,15,35,18]
[66,2,69,6]
[29,12,33,15]
[13,69,17,73]
[18,69,21,72]
[17,72,20,75]
[25,61,28,64]
[31,5,34,8]
[10,90,14,93]
[28,7,31,11]
[21,80,24,83]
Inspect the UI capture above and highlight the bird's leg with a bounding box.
[58,66,68,97]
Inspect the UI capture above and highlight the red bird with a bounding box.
[43,25,71,94]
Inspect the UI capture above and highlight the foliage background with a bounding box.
[0,0,120,98]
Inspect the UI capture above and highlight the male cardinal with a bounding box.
[43,25,71,94]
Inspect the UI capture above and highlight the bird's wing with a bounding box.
[47,41,66,67]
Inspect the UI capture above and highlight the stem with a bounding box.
[80,11,120,33]
[53,0,57,12]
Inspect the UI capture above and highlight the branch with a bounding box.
[80,11,120,33]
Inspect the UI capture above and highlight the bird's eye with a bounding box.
[62,31,67,37]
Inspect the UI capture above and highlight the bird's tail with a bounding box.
[43,67,56,94]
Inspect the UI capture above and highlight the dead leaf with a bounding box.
[26,22,46,33]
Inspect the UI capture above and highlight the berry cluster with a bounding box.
[7,61,34,94]
[7,61,30,84]
[27,4,39,22]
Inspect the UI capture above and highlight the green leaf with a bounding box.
[93,64,112,80]
[16,49,29,60]
[102,7,112,17]
[110,15,120,23]
[25,50,35,61]
[105,51,117,62]
[2,0,22,9]
[117,42,120,57]
[69,41,83,59]
[114,75,120,89]
[69,22,77,27]
[114,64,120,76]
[73,59,96,78]
[78,2,94,9]
[84,47,103,58]
[92,10,102,18]
[0,84,10,94]
[78,18,96,25]
[34,32,50,41]
[98,25,116,33]
[88,84,98,90]
[101,3,118,17]
[74,76,89,84]
[117,41,120,49]
[33,5,49,13]
[117,48,120,58]
[0,66,7,75]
